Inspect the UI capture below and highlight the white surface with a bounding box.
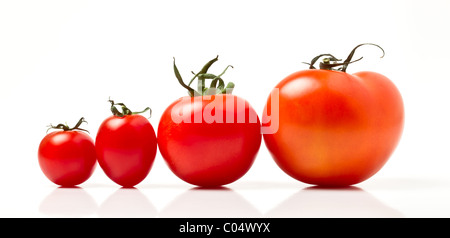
[1,0,450,218]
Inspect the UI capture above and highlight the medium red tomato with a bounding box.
[38,117,96,187]
[157,56,262,187]
[263,44,404,187]
[95,99,157,187]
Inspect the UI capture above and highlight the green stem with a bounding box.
[108,98,152,118]
[306,43,385,72]
[173,56,235,97]
[47,117,89,133]
[188,55,219,88]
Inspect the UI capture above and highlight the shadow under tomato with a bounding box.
[189,186,230,191]
[159,186,261,218]
[58,185,82,189]
[265,185,403,218]
[303,185,361,191]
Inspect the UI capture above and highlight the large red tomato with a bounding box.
[38,117,96,187]
[157,57,262,187]
[263,44,404,187]
[95,99,157,187]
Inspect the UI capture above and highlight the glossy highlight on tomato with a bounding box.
[263,44,404,187]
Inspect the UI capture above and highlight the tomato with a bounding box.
[38,118,96,187]
[157,56,262,187]
[95,99,157,187]
[158,94,261,187]
[262,44,404,187]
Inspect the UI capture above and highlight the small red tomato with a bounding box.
[95,99,157,187]
[263,44,404,187]
[157,56,262,187]
[38,117,96,187]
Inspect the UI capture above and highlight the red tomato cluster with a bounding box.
[38,44,404,188]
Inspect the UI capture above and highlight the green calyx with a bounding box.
[109,98,152,118]
[173,55,235,97]
[47,117,89,133]
[304,43,385,72]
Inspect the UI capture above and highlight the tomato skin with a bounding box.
[157,94,262,187]
[263,69,404,187]
[95,114,157,187]
[38,131,96,187]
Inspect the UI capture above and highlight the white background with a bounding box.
[1,0,449,218]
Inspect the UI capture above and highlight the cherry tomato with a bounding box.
[263,44,404,187]
[157,57,262,187]
[38,118,96,187]
[95,99,157,187]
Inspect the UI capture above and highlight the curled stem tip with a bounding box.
[341,43,384,72]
